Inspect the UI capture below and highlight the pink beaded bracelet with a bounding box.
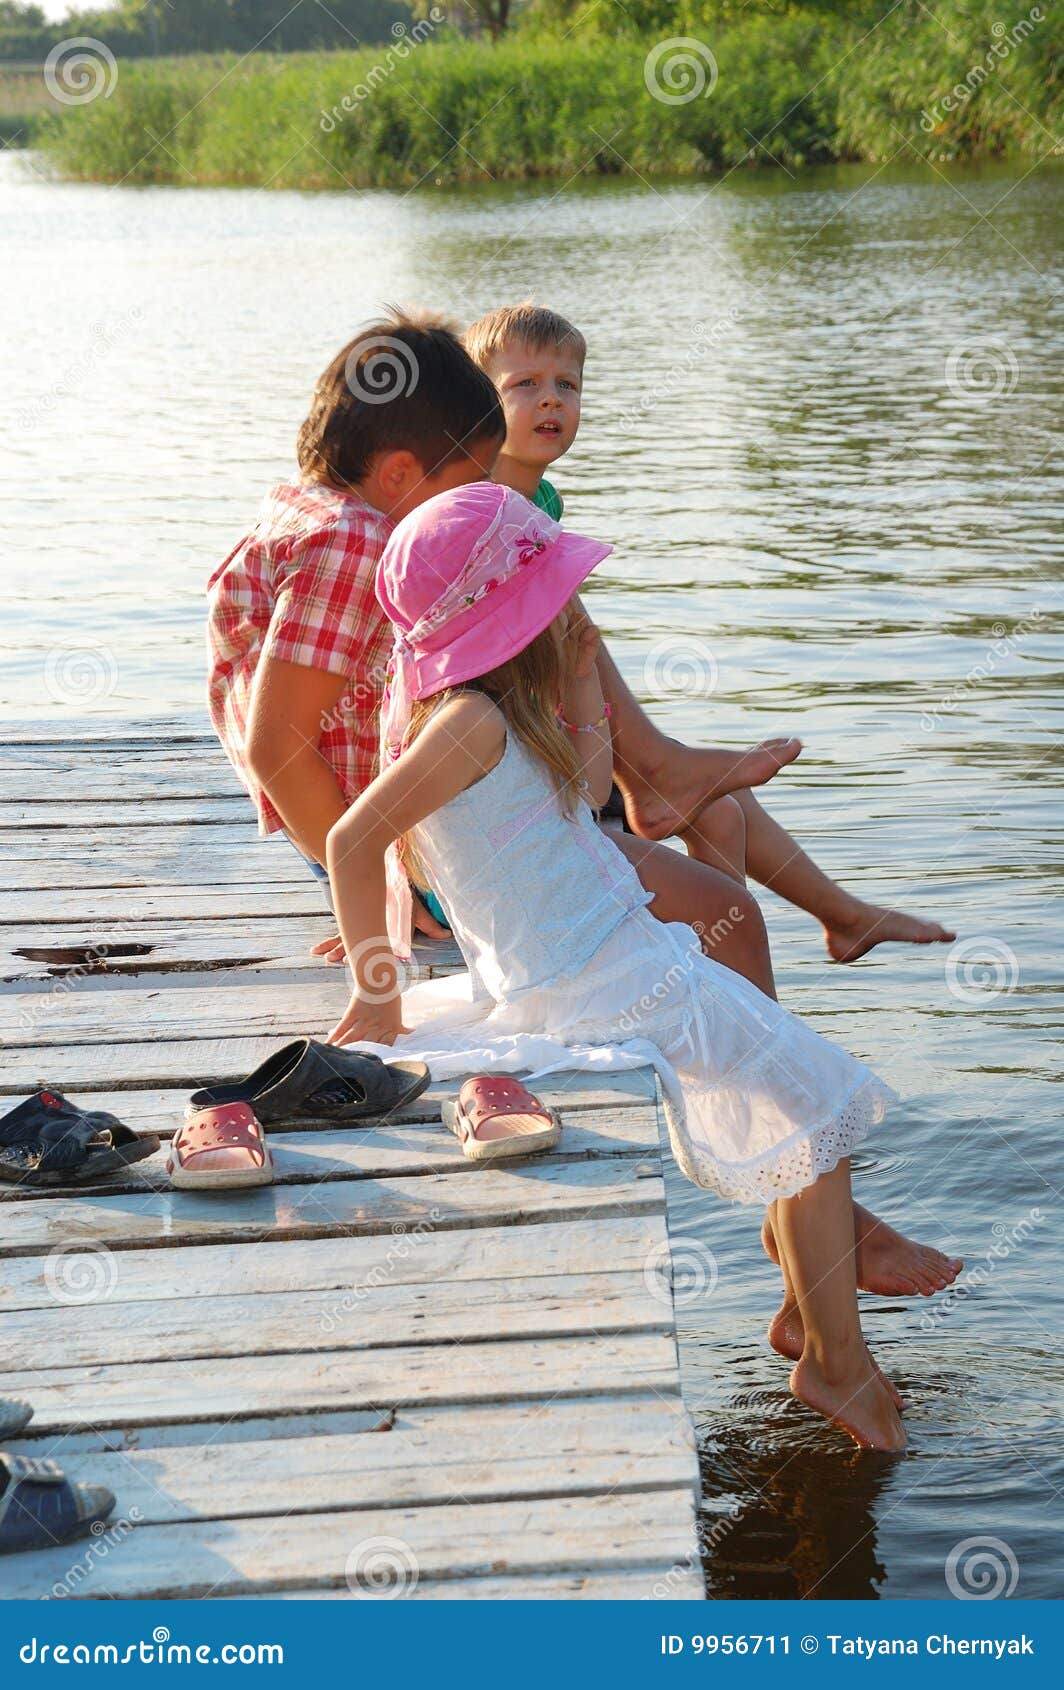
[558,702,613,734]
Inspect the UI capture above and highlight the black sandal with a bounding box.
[0,1089,159,1187]
[187,1039,431,1125]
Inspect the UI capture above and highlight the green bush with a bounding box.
[41,3,1062,187]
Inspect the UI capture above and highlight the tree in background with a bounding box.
[0,0,410,60]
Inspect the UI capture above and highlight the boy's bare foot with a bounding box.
[824,902,955,964]
[761,1207,962,1298]
[769,1311,904,1410]
[790,1351,907,1452]
[619,737,802,841]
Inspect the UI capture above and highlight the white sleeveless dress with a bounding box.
[352,731,896,1205]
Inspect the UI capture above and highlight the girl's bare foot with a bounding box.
[853,1207,963,1297]
[790,1351,907,1452]
[619,737,802,841]
[824,902,955,964]
[761,1207,962,1299]
[768,1303,805,1363]
[769,1310,904,1411]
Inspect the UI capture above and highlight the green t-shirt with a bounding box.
[531,477,563,521]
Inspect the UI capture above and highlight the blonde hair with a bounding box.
[463,303,586,374]
[401,619,586,886]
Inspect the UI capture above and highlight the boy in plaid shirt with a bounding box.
[207,312,504,931]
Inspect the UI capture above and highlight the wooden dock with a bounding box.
[0,722,704,1600]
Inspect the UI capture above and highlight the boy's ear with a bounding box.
[372,448,423,497]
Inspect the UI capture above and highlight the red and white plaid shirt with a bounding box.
[207,481,394,835]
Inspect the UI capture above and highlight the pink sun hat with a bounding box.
[376,480,612,702]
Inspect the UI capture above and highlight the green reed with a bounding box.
[39,5,1062,188]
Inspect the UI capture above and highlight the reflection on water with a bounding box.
[2,150,1061,1599]
[699,1425,892,1600]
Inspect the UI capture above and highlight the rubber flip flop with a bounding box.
[168,1102,274,1191]
[186,1040,431,1125]
[442,1075,561,1162]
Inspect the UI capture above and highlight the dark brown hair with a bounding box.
[297,309,505,490]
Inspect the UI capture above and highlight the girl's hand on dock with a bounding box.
[326,993,408,1049]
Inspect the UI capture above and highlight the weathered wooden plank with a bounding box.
[1,1038,328,1094]
[3,1487,699,1599]
[0,799,249,828]
[0,1214,664,1313]
[234,1568,705,1598]
[0,751,247,802]
[0,919,338,982]
[2,974,488,1046]
[0,1269,669,1370]
[0,718,212,745]
[1,746,227,768]
[13,1397,697,1524]
[0,1071,656,1139]
[0,1108,660,1201]
[0,1029,639,1093]
[0,1157,664,1257]
[0,928,462,985]
[1,884,328,925]
[2,1330,683,1431]
[17,1393,685,1458]
[1,831,307,890]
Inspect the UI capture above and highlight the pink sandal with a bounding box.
[442,1076,561,1163]
[167,1102,274,1190]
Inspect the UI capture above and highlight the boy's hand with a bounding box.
[309,886,448,965]
[310,933,347,964]
[326,993,409,1048]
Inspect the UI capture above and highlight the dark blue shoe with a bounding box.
[0,1454,115,1554]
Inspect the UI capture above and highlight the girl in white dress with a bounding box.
[325,481,908,1452]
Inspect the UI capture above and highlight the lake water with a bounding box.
[3,150,1062,1599]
